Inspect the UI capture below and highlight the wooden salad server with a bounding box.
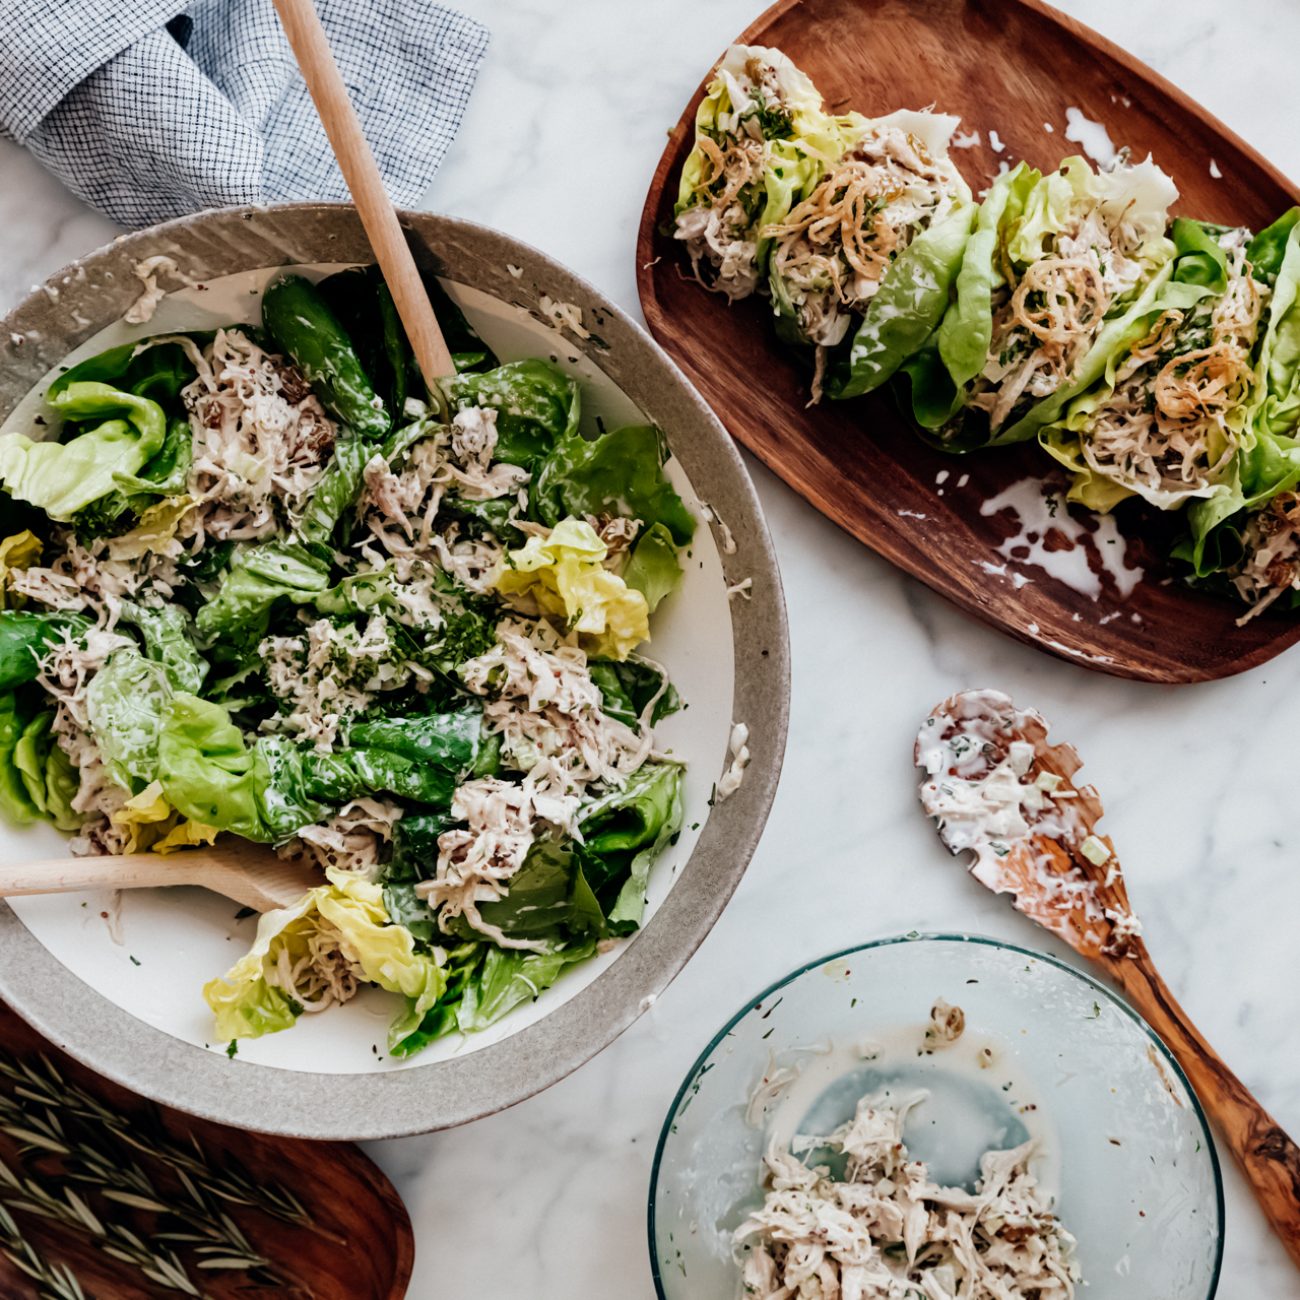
[917,689,1300,1268]
[1,842,318,913]
[270,0,455,386]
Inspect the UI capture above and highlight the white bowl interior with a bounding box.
[0,266,734,1074]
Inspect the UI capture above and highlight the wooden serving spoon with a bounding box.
[1,842,318,913]
[917,688,1300,1268]
[270,0,454,386]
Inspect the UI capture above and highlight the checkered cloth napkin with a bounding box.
[0,0,489,227]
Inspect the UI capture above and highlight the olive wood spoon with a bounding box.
[2,842,318,913]
[917,688,1300,1269]
[270,0,454,386]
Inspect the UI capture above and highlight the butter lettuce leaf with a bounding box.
[494,517,650,659]
[622,522,683,614]
[443,359,580,470]
[533,423,695,546]
[0,382,167,521]
[204,868,445,1051]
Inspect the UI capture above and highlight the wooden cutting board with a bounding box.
[0,1002,413,1299]
[636,0,1300,683]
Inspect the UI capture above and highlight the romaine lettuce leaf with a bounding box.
[494,517,650,660]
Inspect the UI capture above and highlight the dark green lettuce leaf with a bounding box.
[579,761,682,933]
[533,423,695,545]
[589,656,681,732]
[194,542,331,648]
[0,610,89,690]
[447,836,605,946]
[456,939,597,1034]
[443,359,579,470]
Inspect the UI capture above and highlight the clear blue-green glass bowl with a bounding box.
[649,933,1222,1299]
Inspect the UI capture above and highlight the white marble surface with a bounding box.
[2,0,1298,1293]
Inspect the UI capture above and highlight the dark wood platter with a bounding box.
[0,1003,413,1299]
[636,0,1300,682]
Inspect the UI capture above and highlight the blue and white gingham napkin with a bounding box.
[0,0,489,228]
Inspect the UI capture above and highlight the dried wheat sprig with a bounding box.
[0,1155,202,1296]
[0,1051,308,1224]
[0,1201,87,1300]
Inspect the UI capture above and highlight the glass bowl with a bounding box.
[649,933,1222,1299]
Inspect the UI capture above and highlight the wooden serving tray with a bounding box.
[636,0,1300,682]
[0,1003,413,1299]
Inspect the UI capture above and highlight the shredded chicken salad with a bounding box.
[0,266,700,1055]
[737,1091,1080,1299]
[673,44,1300,617]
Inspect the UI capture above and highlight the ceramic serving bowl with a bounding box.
[650,934,1223,1300]
[0,204,789,1139]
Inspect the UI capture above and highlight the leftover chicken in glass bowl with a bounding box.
[650,933,1222,1300]
[0,204,788,1138]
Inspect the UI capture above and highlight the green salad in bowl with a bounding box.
[0,263,696,1060]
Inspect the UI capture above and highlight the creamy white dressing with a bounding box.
[1063,108,1116,167]
[716,721,751,801]
[916,691,1139,956]
[979,477,1143,600]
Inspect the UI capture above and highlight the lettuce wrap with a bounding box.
[1042,215,1294,513]
[766,108,973,397]
[903,155,1178,448]
[1169,212,1300,617]
[674,44,853,300]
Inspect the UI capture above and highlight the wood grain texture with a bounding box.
[636,0,1300,682]
[0,843,319,912]
[0,1004,414,1299]
[1105,947,1300,1268]
[271,0,455,383]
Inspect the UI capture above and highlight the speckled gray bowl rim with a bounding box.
[0,203,790,1140]
[647,932,1224,1300]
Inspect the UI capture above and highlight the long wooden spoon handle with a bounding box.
[270,0,454,386]
[1110,950,1300,1266]
[0,854,197,897]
